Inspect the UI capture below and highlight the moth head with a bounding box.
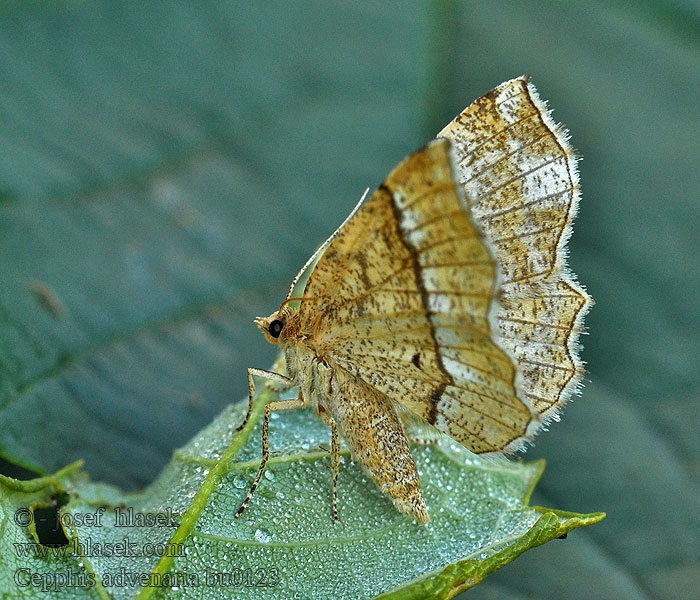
[255,303,296,345]
[254,311,285,345]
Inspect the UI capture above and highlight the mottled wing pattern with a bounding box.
[328,367,429,521]
[299,139,536,453]
[438,77,593,421]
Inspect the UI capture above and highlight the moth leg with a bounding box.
[406,431,438,446]
[399,410,441,446]
[236,368,292,433]
[234,398,304,518]
[329,417,340,523]
[267,378,295,394]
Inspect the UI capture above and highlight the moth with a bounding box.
[234,76,592,523]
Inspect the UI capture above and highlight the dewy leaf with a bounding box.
[0,364,604,600]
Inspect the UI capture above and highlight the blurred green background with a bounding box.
[0,1,698,598]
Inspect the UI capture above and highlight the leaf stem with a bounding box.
[0,459,83,492]
[134,363,278,600]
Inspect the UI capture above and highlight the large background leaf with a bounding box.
[0,1,697,598]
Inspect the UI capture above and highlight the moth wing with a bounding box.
[438,77,593,420]
[300,139,537,454]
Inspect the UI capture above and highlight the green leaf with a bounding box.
[0,372,603,599]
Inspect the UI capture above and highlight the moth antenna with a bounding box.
[286,187,371,300]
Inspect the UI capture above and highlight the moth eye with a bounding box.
[268,319,284,338]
